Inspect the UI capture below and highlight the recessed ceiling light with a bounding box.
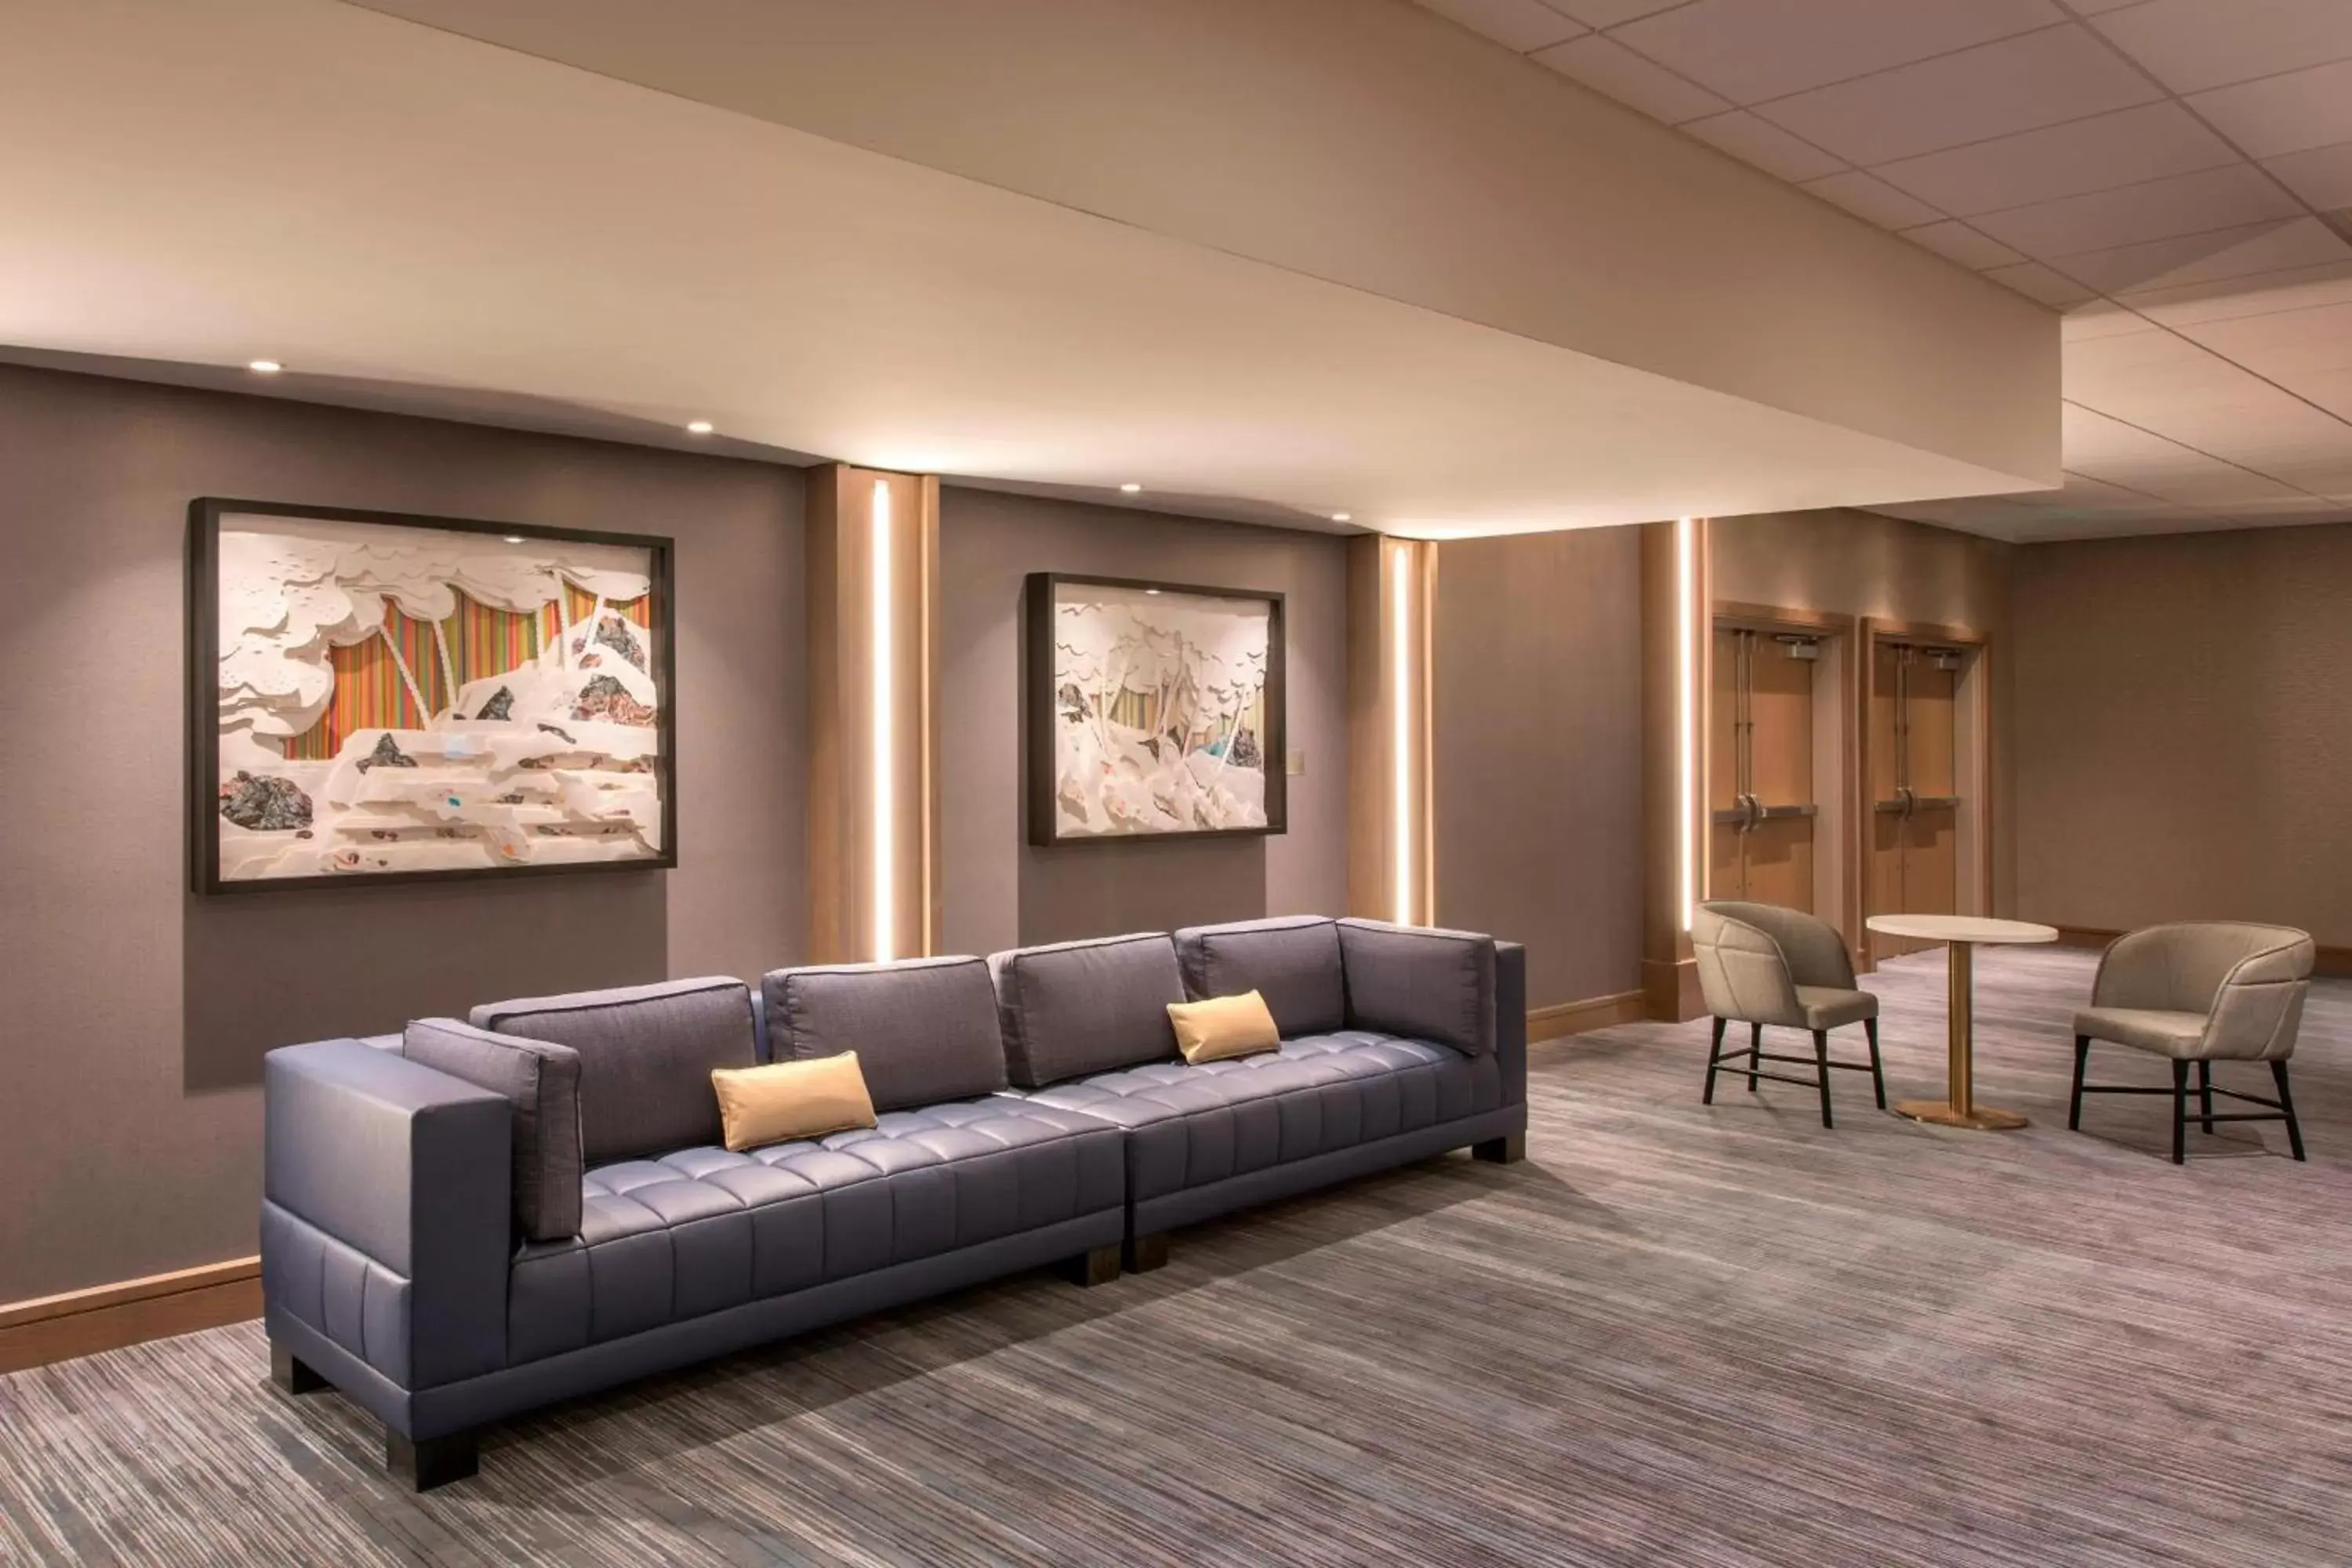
[247,359,282,374]
[1119,482,1142,494]
[1331,512,1352,523]
[685,419,714,435]
[1144,588,1162,596]
[502,535,525,544]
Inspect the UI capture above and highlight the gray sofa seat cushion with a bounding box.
[472,978,757,1166]
[503,1096,1123,1363]
[1018,1029,1500,1204]
[1795,985,1878,1031]
[1337,919,1497,1057]
[761,956,1007,1113]
[2073,1006,2210,1058]
[402,1018,584,1243]
[1174,916,1345,1037]
[987,932,1187,1088]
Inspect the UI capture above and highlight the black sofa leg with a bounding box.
[2198,1061,2215,1133]
[387,1428,478,1492]
[1864,1017,1886,1110]
[268,1341,325,1396]
[2274,1061,2307,1162]
[1748,1022,1762,1093]
[1064,1244,1121,1288]
[1812,1029,1835,1130]
[1702,1016,1726,1105]
[2069,1036,2089,1131]
[1472,1132,1526,1164]
[2171,1061,2189,1165]
[1124,1232,1170,1274]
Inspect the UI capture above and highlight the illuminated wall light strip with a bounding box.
[1675,516,1697,931]
[872,479,895,963]
[1392,545,1413,926]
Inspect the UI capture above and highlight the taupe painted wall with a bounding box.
[937,488,1348,955]
[2013,524,2352,947]
[0,365,804,1301]
[1710,507,2017,914]
[1432,528,1645,1010]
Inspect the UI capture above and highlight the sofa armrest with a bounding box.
[263,1040,511,1390]
[1494,942,1526,1106]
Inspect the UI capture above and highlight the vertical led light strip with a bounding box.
[1674,516,1697,930]
[1392,545,1413,926]
[871,479,895,963]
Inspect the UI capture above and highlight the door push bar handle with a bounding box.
[1711,796,1817,830]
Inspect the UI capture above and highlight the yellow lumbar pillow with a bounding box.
[711,1052,878,1152]
[1167,990,1282,1065]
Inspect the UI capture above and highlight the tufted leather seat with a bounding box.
[505,1098,1122,1363]
[1019,1031,1501,1206]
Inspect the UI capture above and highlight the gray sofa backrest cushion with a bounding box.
[988,932,1186,1088]
[403,1018,583,1242]
[761,956,1008,1113]
[1174,916,1345,1037]
[1337,919,1497,1057]
[470,977,757,1163]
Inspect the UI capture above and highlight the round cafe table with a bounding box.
[1865,914,2058,1131]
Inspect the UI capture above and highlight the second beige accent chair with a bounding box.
[1692,901,1885,1127]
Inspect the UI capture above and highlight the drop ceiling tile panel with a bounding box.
[1983,260,2098,306]
[1529,34,1730,123]
[1679,111,1846,182]
[1547,0,1685,24]
[2279,368,2352,423]
[1800,169,1946,230]
[2091,0,2352,95]
[1899,220,2027,269]
[2067,0,2158,12]
[2263,142,2352,212]
[2187,59,2352,158]
[1605,0,2063,105]
[2123,260,2352,325]
[1969,165,2300,259]
[2062,300,2162,340]
[2058,216,2350,294]
[1752,26,2164,165]
[2172,300,2352,378]
[1867,103,2238,216]
[1413,0,1587,53]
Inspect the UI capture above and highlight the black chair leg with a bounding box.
[2171,1060,2188,1165]
[1812,1029,1834,1130]
[2197,1061,2215,1132]
[2069,1035,2090,1131]
[1702,1016,1726,1105]
[1864,1017,1886,1110]
[2273,1061,2307,1162]
[1748,1022,1762,1093]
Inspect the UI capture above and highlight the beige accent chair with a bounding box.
[2071,922,2314,1164]
[1692,901,1883,1128]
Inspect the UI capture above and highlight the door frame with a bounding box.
[1857,615,1993,974]
[1709,601,1859,967]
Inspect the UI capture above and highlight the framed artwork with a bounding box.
[189,498,676,891]
[1025,572,1286,846]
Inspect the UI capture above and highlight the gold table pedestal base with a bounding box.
[1895,1100,2028,1131]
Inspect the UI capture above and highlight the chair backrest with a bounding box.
[1693,902,1854,1028]
[2095,922,2315,1061]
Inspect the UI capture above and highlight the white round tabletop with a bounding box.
[1864,914,2059,945]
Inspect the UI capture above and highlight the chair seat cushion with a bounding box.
[1795,985,1878,1030]
[503,1097,1123,1364]
[2075,1006,2210,1058]
[1018,1030,1501,1204]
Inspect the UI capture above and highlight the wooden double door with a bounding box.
[1709,626,1820,911]
[1868,639,1963,960]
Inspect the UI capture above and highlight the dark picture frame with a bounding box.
[1025,571,1287,847]
[188,497,677,893]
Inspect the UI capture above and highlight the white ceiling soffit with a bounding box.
[1410,0,2352,542]
[255,0,2063,511]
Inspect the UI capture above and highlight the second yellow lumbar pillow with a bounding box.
[711,1052,878,1152]
[1167,990,1283,1065]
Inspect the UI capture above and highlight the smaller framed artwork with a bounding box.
[1025,572,1286,846]
[190,498,677,892]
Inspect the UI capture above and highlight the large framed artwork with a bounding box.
[190,498,676,891]
[1025,572,1286,846]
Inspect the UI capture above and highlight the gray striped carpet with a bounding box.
[5,946,2349,1566]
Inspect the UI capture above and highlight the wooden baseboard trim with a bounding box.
[2043,924,2352,977]
[0,1258,261,1374]
[1528,989,1647,1043]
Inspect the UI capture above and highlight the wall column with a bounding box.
[805,464,940,963]
[1640,517,1708,1020]
[1347,535,1437,925]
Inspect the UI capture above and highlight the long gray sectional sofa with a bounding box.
[260,916,1527,1489]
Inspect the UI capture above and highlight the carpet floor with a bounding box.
[3,946,2348,1566]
